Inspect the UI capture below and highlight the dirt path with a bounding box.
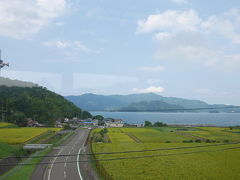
[175,131,208,141]
[125,132,142,143]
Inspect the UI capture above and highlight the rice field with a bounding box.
[0,127,61,144]
[92,127,240,180]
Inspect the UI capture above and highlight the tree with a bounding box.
[153,121,167,127]
[82,111,92,119]
[13,111,27,127]
[144,121,152,127]
[93,115,104,120]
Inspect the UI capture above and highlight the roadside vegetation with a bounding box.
[91,126,240,180]
[0,126,74,180]
[0,127,61,144]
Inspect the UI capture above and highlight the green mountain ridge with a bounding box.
[65,93,238,112]
[119,100,184,112]
[0,85,92,126]
[0,77,38,88]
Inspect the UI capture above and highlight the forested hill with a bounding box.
[119,101,184,112]
[0,77,38,87]
[0,86,92,126]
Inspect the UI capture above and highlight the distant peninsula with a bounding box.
[65,93,239,113]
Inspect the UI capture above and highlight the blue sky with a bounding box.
[0,0,240,105]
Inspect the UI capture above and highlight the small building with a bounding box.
[55,121,64,128]
[79,119,98,127]
[105,119,124,127]
[27,118,44,127]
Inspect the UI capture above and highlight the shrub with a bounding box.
[223,139,229,143]
[195,139,202,143]
[183,140,193,143]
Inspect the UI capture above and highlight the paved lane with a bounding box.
[45,129,89,180]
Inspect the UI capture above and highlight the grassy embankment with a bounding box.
[91,127,240,180]
[0,122,71,180]
[1,131,74,180]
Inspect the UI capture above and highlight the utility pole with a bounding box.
[0,49,10,76]
[1,103,7,122]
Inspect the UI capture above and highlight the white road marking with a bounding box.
[77,147,83,180]
[66,157,68,161]
[68,151,71,154]
[64,162,67,167]
[64,171,66,179]
[47,148,64,180]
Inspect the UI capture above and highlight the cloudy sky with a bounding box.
[0,0,240,105]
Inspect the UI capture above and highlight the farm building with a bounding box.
[104,119,124,127]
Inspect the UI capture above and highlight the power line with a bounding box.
[0,145,239,167]
[1,142,239,160]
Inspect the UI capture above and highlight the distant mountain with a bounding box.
[0,77,38,87]
[119,101,184,112]
[66,93,126,111]
[65,93,238,112]
[65,93,210,111]
[109,93,209,109]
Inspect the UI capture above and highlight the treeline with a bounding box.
[0,86,92,126]
[144,121,167,127]
[119,101,184,112]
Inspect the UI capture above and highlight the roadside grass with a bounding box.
[0,142,18,159]
[1,131,75,180]
[0,123,18,128]
[0,128,61,144]
[92,127,240,180]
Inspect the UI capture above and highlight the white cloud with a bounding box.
[201,8,240,44]
[154,32,172,41]
[0,0,69,39]
[171,0,188,4]
[137,9,201,33]
[137,8,240,70]
[43,40,100,54]
[139,66,165,72]
[132,86,165,93]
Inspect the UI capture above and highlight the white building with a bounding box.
[104,119,124,127]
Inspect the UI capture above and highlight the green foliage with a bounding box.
[63,124,71,130]
[120,101,184,112]
[93,115,104,120]
[0,142,17,158]
[99,128,108,137]
[153,121,167,127]
[82,111,92,119]
[14,147,28,160]
[0,86,92,126]
[144,121,152,127]
[12,111,27,127]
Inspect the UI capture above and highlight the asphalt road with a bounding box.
[32,129,95,180]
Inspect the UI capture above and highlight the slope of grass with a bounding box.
[0,142,17,158]
[1,131,75,180]
[0,122,18,128]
